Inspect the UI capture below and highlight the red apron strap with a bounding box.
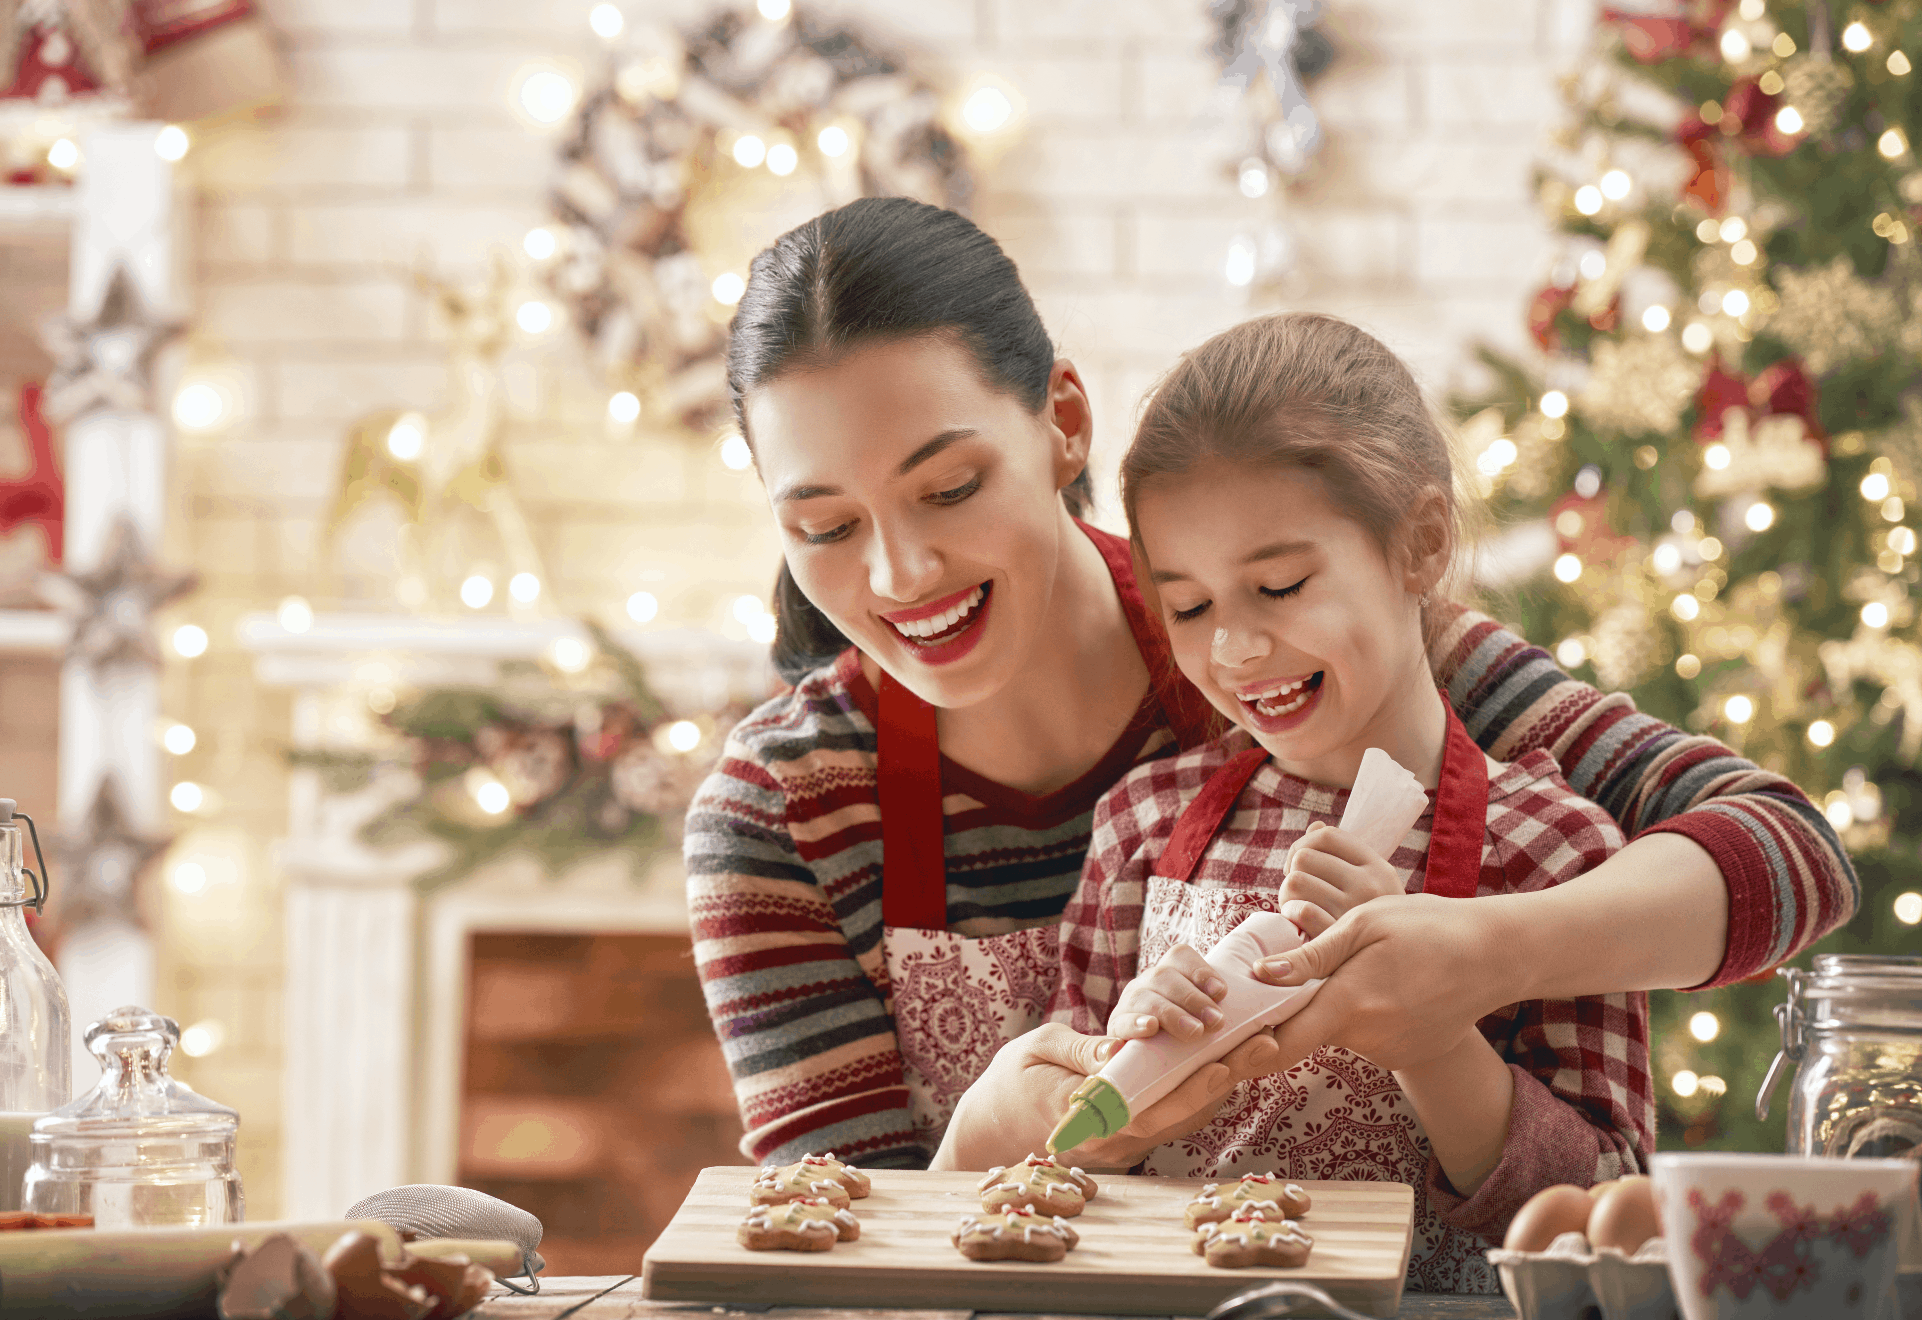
[878,672,949,930]
[1152,746,1270,882]
[1423,704,1491,899]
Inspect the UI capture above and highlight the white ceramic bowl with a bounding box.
[1649,1152,1916,1320]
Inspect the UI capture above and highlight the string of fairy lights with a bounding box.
[1462,0,1922,975]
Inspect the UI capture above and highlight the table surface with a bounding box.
[474,1277,1517,1320]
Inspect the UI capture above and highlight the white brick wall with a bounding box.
[160,0,1595,1214]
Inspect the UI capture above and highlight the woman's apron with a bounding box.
[1136,703,1502,1293]
[874,526,1214,1147]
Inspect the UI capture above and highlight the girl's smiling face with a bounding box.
[1133,457,1445,786]
[745,335,1090,710]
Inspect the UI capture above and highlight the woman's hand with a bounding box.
[1276,822,1405,937]
[929,1022,1285,1173]
[1252,891,1517,1072]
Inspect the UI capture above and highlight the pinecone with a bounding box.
[1784,56,1853,139]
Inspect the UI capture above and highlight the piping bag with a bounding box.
[1046,747,1429,1155]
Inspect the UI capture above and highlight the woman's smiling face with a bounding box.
[745,335,1088,709]
[1132,457,1437,784]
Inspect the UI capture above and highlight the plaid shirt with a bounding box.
[1050,731,1653,1292]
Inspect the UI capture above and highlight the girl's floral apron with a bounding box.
[1136,706,1501,1294]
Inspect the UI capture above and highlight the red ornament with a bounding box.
[1676,115,1730,213]
[0,385,64,564]
[1694,358,1749,439]
[1749,358,1826,447]
[1605,12,1696,62]
[1549,491,1638,563]
[1722,79,1801,156]
[1529,284,1577,350]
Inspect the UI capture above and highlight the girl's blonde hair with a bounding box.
[1121,312,1467,643]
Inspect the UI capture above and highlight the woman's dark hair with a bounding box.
[726,196,1090,684]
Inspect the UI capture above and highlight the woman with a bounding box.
[685,197,1856,1171]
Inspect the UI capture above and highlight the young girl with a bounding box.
[1048,313,1653,1293]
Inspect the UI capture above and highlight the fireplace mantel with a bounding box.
[244,613,767,1219]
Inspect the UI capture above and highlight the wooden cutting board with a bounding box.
[640,1167,1415,1317]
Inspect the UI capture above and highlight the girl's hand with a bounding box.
[1109,943,1227,1041]
[929,1022,1285,1173]
[1276,821,1405,937]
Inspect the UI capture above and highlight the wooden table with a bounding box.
[473,1277,1519,1319]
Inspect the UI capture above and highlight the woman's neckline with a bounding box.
[843,520,1173,817]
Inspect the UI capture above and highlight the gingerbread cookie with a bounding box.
[786,1152,871,1198]
[738,1197,861,1251]
[1183,1173,1312,1230]
[978,1152,1099,1217]
[952,1208,1080,1263]
[1193,1214,1313,1269]
[750,1158,858,1208]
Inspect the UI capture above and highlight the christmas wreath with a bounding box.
[541,4,972,436]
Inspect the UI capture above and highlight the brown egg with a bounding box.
[1587,1175,1662,1254]
[1503,1184,1595,1253]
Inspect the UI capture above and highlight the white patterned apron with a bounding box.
[1131,713,1502,1294]
[866,522,1219,1147]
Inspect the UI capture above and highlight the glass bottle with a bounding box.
[1758,954,1922,1269]
[0,799,71,1212]
[23,1006,242,1227]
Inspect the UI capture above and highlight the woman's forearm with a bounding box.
[1394,1030,1514,1197]
[1484,831,1728,1004]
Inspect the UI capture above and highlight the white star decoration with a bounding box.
[38,516,196,669]
[39,265,181,422]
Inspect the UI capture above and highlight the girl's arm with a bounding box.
[684,737,924,1168]
[1432,606,1857,988]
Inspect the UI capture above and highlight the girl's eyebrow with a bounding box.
[1151,540,1316,585]
[774,428,980,504]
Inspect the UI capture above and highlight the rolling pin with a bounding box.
[0,1219,515,1319]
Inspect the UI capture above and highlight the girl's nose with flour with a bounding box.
[1212,621,1273,669]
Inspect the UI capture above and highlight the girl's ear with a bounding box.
[1045,358,1095,491]
[1401,488,1452,596]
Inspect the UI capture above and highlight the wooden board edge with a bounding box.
[638,1254,1402,1318]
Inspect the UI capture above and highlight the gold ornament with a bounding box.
[1590,601,1665,690]
[1782,55,1853,140]
[1765,256,1901,374]
[1571,220,1650,319]
[1693,409,1828,498]
[1578,332,1699,436]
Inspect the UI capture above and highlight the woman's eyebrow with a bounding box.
[775,427,980,503]
[895,427,978,476]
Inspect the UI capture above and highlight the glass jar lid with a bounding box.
[32,1006,237,1141]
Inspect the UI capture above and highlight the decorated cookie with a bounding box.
[1193,1214,1314,1269]
[750,1159,857,1208]
[787,1152,871,1198]
[978,1152,1099,1217]
[1183,1173,1312,1230]
[738,1197,861,1251]
[952,1208,1080,1263]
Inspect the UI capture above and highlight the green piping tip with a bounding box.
[1046,1076,1130,1154]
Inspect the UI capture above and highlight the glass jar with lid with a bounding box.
[0,798,71,1211]
[22,1006,242,1228]
[1758,954,1922,1268]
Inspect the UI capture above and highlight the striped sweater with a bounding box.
[685,601,1858,1168]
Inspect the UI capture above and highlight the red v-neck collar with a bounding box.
[843,519,1209,825]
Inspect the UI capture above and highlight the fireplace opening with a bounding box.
[459,930,747,1273]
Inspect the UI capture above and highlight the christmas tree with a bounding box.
[1458,0,1922,1153]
